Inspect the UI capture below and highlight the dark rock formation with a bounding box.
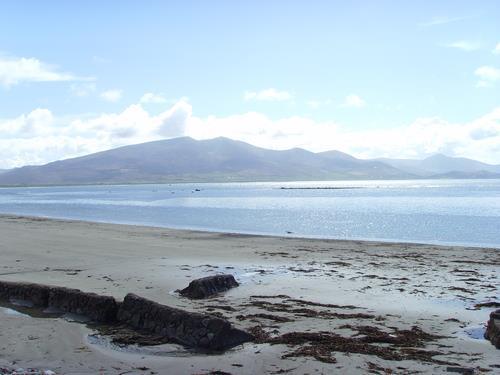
[48,286,118,323]
[485,309,500,349]
[179,274,239,299]
[117,293,253,350]
[0,280,50,307]
[0,280,252,350]
[0,280,118,323]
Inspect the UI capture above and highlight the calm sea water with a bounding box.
[0,179,499,248]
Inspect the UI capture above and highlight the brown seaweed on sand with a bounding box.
[245,298,376,320]
[249,325,452,365]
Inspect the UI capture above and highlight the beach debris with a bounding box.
[446,366,476,374]
[244,297,373,320]
[249,325,450,365]
[117,293,253,350]
[484,309,500,349]
[236,313,294,323]
[473,301,500,310]
[179,274,239,299]
[92,324,173,346]
[337,324,444,347]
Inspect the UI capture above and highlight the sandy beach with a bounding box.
[0,214,498,374]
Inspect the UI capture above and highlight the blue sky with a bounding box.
[1,1,500,168]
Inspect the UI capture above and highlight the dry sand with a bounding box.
[0,214,498,374]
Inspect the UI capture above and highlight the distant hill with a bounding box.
[0,137,414,186]
[318,150,408,179]
[378,154,500,177]
[0,137,498,186]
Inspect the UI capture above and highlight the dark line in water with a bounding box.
[278,187,365,190]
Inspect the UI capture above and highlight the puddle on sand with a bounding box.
[0,306,31,317]
[463,325,486,340]
[2,300,245,360]
[1,302,198,359]
[87,334,198,358]
[0,301,75,320]
[62,312,92,323]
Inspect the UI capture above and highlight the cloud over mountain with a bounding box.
[1,99,500,169]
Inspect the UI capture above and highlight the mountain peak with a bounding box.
[0,136,413,186]
[424,153,455,161]
[0,137,497,186]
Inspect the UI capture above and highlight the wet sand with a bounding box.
[0,214,498,374]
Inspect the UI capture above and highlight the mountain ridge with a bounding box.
[378,153,500,176]
[0,137,498,186]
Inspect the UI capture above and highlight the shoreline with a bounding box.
[0,214,498,374]
[1,213,499,251]
[3,176,500,189]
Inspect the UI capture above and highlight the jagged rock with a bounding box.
[0,280,252,350]
[117,293,253,350]
[0,280,50,307]
[47,286,118,323]
[485,309,500,349]
[179,274,239,299]
[0,280,118,323]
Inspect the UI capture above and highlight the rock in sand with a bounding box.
[485,309,500,349]
[179,274,239,299]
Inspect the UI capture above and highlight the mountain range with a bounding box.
[0,137,499,186]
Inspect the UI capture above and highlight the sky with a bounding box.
[0,0,500,168]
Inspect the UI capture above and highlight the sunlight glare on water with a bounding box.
[0,179,499,248]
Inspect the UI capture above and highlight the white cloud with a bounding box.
[0,56,91,88]
[156,100,192,137]
[445,41,480,52]
[100,89,122,102]
[139,92,167,104]
[475,66,500,87]
[342,113,500,163]
[2,100,500,169]
[185,110,500,164]
[244,88,293,101]
[493,43,500,55]
[0,100,190,168]
[342,94,366,108]
[0,108,54,139]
